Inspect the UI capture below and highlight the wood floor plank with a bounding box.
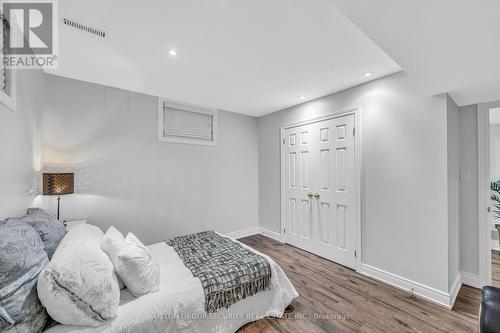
[492,250,500,288]
[237,235,481,333]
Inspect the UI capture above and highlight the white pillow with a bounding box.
[124,232,148,252]
[101,226,126,289]
[37,224,120,327]
[115,233,160,297]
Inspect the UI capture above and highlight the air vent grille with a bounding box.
[63,18,106,38]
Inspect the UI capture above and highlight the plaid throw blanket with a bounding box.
[167,231,272,313]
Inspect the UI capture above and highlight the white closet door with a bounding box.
[284,114,357,269]
[283,123,316,251]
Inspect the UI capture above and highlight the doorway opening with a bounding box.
[478,101,500,287]
[488,106,500,286]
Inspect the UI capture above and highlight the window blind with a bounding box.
[163,105,214,141]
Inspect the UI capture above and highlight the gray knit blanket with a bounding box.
[167,231,272,313]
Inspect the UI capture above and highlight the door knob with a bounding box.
[307,192,313,198]
[313,192,320,198]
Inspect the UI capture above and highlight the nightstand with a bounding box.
[63,220,87,231]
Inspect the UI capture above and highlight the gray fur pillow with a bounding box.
[37,223,120,326]
[21,208,66,259]
[0,219,49,332]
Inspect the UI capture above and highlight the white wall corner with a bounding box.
[225,227,259,239]
[259,227,284,243]
[225,226,285,241]
[361,264,458,309]
[449,274,462,309]
[460,271,481,289]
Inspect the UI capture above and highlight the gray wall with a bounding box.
[41,75,259,244]
[458,104,479,276]
[259,71,451,292]
[0,69,45,219]
[447,95,460,288]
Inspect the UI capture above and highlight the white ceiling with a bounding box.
[48,0,400,116]
[329,0,500,107]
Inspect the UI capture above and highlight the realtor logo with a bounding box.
[1,0,58,68]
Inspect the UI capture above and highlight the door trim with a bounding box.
[280,107,362,272]
[478,101,500,287]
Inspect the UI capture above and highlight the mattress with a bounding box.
[44,235,298,333]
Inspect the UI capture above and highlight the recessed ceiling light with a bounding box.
[169,49,177,56]
[300,95,306,100]
[363,71,374,78]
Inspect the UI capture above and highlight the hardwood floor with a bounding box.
[238,235,481,333]
[492,250,500,288]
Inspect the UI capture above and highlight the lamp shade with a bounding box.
[42,173,74,195]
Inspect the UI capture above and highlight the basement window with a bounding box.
[0,14,16,112]
[158,98,217,146]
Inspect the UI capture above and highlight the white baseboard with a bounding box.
[225,227,259,239]
[361,264,457,309]
[225,226,285,242]
[259,227,284,242]
[460,271,481,289]
[225,226,285,241]
[449,274,462,308]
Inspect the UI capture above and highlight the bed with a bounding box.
[44,234,298,333]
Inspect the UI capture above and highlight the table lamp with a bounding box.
[42,173,74,220]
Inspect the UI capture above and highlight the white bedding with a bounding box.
[44,236,298,333]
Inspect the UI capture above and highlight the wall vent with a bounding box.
[62,18,106,38]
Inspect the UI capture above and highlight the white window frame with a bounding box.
[0,69,16,112]
[0,14,16,112]
[157,98,218,146]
